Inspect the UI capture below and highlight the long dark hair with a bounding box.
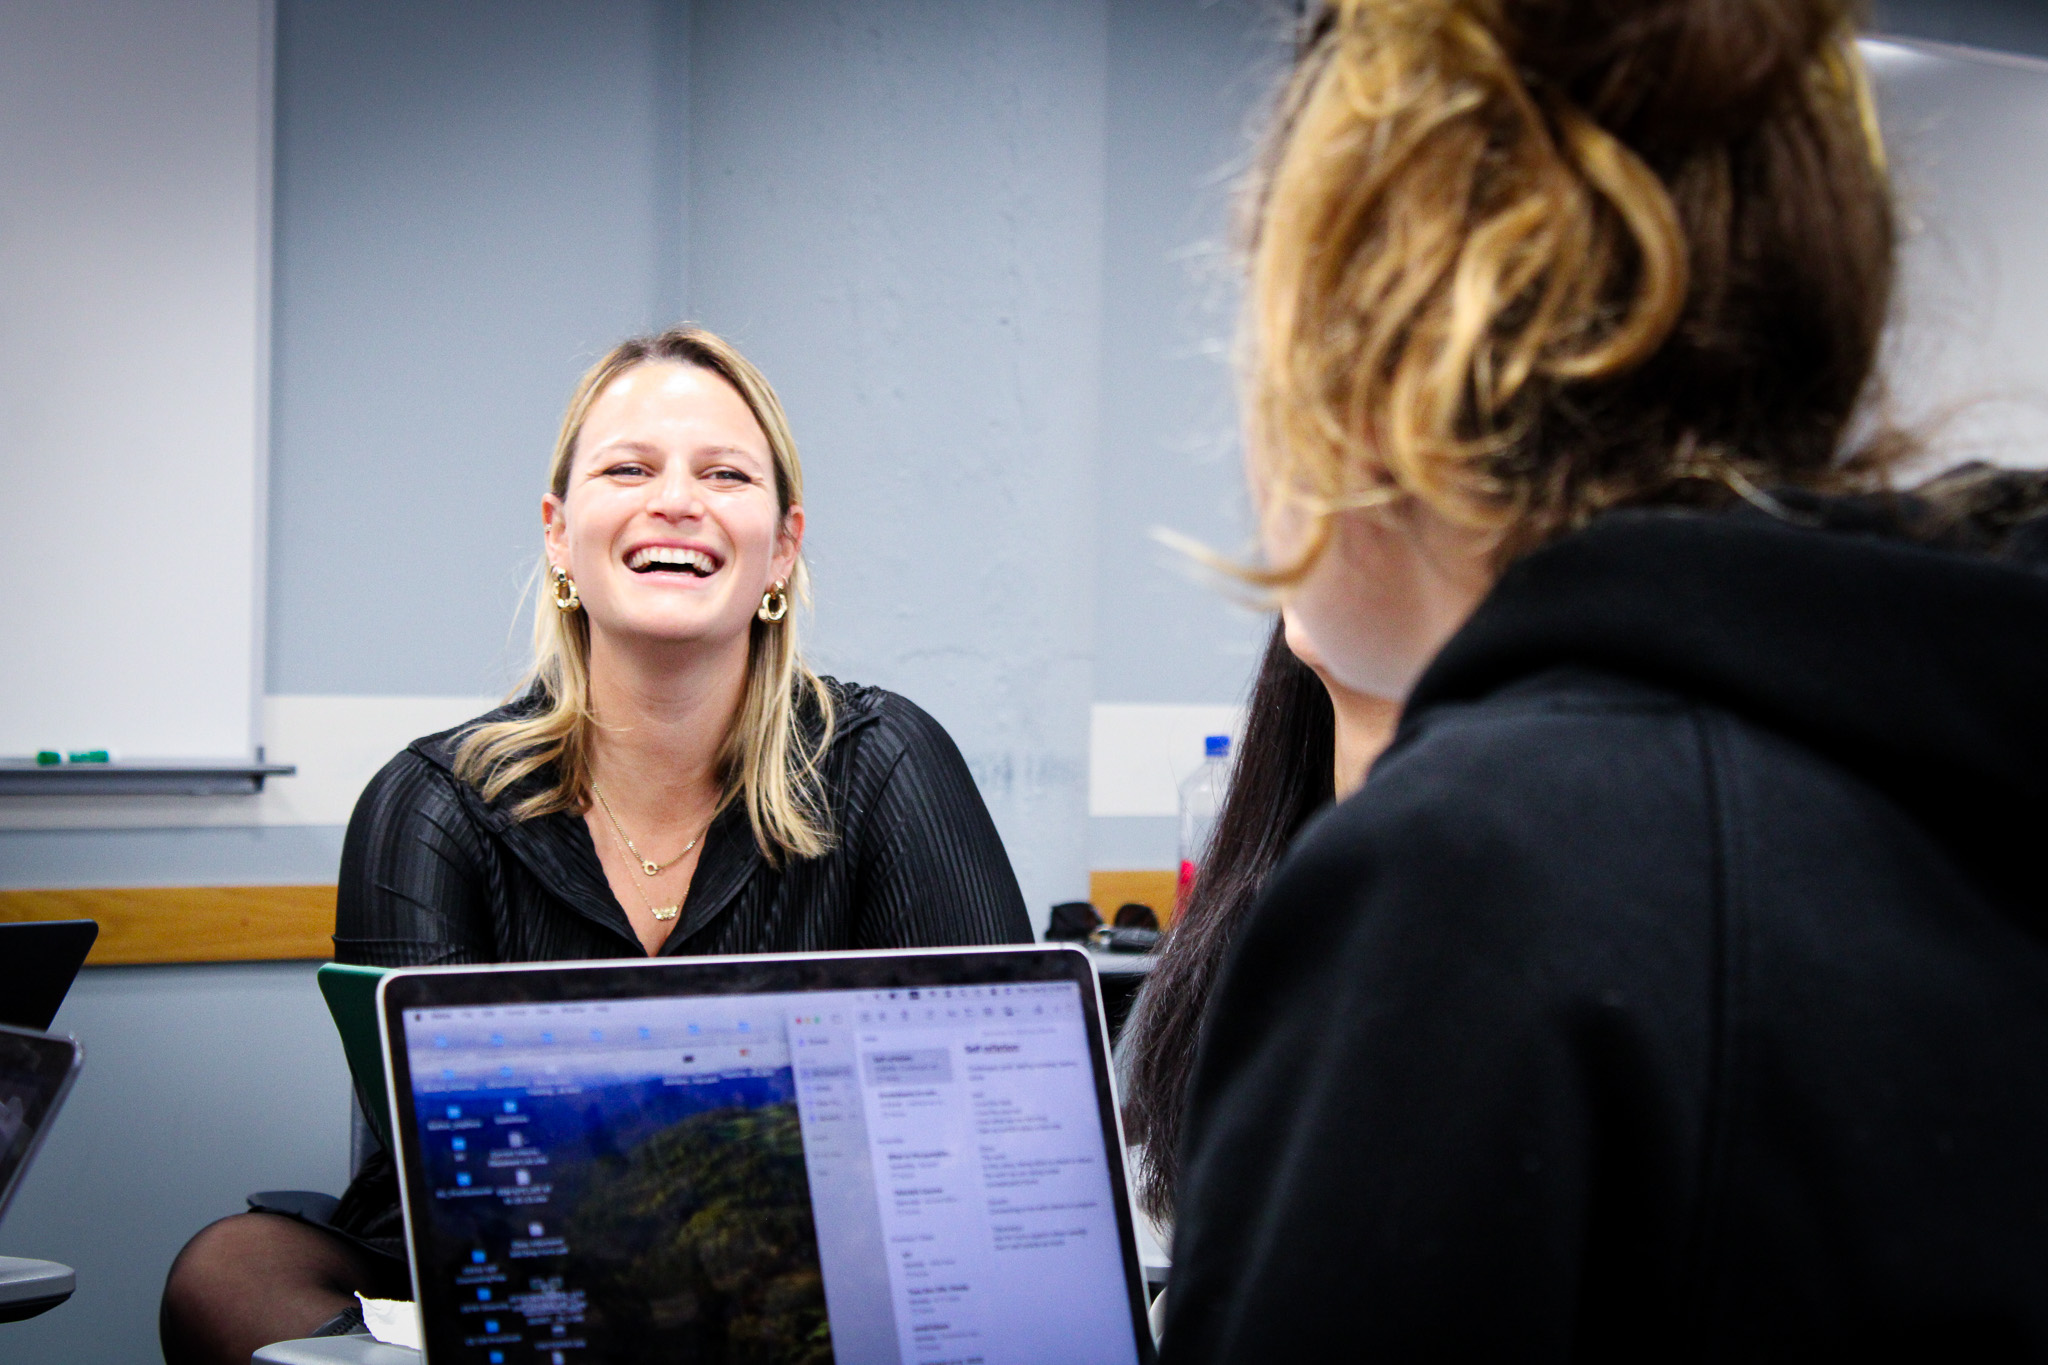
[1119,621,1336,1222]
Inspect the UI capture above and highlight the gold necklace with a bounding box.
[616,858,682,924]
[590,781,702,877]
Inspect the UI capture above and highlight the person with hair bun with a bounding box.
[1163,0,2048,1357]
[160,327,1030,1365]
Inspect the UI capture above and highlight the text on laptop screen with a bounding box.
[400,979,1139,1365]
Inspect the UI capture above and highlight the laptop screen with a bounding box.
[0,1024,84,1226]
[386,953,1150,1365]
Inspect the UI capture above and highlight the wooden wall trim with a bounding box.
[1089,870,1178,925]
[0,886,336,965]
[6,876,1173,965]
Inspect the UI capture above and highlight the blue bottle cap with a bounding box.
[1205,734,1230,758]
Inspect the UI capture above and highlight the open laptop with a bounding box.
[378,945,1156,1364]
[0,1022,85,1323]
[0,1024,82,1227]
[0,921,98,1031]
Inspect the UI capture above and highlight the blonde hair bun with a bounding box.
[1241,0,1897,577]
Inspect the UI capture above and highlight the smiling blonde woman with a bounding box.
[160,326,1030,1365]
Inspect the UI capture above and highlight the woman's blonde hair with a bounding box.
[453,326,836,860]
[1244,0,1900,579]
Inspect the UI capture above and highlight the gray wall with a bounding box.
[1097,0,1276,707]
[1093,0,1277,867]
[685,0,1110,917]
[268,0,687,701]
[1875,0,2048,57]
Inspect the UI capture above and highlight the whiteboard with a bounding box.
[1870,38,2048,473]
[0,0,272,762]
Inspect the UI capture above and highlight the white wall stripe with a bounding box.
[1088,702,1243,818]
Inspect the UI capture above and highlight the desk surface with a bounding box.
[1130,1199,1173,1288]
[0,1256,75,1323]
[253,1335,419,1365]
[1085,946,1156,976]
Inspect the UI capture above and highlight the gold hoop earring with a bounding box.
[551,566,580,612]
[757,579,789,623]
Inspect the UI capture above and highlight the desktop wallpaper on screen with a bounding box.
[411,1060,831,1363]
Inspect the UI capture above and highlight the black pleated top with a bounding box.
[334,677,1031,966]
[327,677,1030,1255]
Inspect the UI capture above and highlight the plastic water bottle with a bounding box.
[1176,734,1231,917]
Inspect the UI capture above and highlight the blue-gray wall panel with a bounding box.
[686,0,1110,916]
[1875,0,2048,56]
[266,0,686,697]
[1096,0,1279,705]
[0,825,346,889]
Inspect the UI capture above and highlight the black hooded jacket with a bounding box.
[1162,506,2048,1360]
